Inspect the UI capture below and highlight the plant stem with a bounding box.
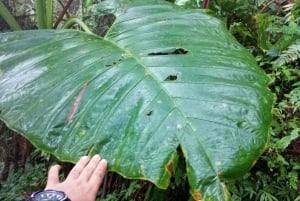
[36,0,46,29]
[0,1,22,31]
[62,17,93,35]
[46,0,53,29]
[36,0,53,29]
[202,0,210,8]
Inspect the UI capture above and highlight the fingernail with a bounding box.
[81,156,89,160]
[101,159,108,165]
[93,154,101,160]
[51,164,61,169]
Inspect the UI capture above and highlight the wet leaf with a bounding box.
[0,0,273,200]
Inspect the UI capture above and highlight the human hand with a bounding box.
[45,155,107,201]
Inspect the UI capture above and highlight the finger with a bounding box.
[79,155,101,181]
[88,159,107,194]
[67,156,90,179]
[45,164,61,189]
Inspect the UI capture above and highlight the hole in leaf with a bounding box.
[146,110,153,116]
[148,48,188,56]
[236,120,246,128]
[105,57,124,67]
[67,57,74,63]
[53,122,66,129]
[164,75,178,81]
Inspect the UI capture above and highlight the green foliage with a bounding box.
[274,39,300,67]
[201,0,300,62]
[35,0,53,29]
[99,181,141,201]
[1,0,300,201]
[200,0,300,200]
[229,152,300,201]
[0,1,274,200]
[174,0,201,8]
[0,0,93,31]
[275,129,299,150]
[144,150,191,201]
[0,150,49,201]
[0,1,22,31]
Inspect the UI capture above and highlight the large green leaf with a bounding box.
[0,0,273,200]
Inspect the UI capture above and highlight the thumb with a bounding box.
[45,164,61,189]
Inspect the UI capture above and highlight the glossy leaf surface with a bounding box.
[0,1,273,200]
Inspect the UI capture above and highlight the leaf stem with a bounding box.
[0,1,22,31]
[46,0,53,29]
[36,0,46,29]
[62,18,93,34]
[36,0,53,29]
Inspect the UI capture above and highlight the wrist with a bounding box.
[28,189,70,201]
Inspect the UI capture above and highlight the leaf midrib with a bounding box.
[104,29,220,183]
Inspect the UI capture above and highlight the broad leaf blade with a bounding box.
[101,1,273,199]
[0,1,273,200]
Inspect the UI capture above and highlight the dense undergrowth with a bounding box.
[216,1,300,200]
[0,0,300,200]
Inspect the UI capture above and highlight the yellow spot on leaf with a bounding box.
[75,122,80,128]
[78,130,85,137]
[137,176,147,180]
[192,189,202,201]
[251,160,257,167]
[221,182,231,198]
[123,51,132,58]
[181,147,187,156]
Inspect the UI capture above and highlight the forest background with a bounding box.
[0,0,300,200]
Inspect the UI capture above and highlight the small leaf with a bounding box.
[275,129,299,150]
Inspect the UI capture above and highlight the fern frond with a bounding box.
[274,39,300,67]
[267,21,300,35]
[283,3,294,23]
